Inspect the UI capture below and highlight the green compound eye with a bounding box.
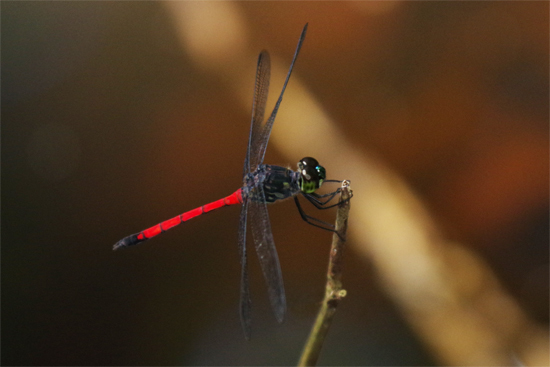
[298,157,326,194]
[316,165,326,185]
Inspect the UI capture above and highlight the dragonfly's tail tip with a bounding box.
[113,233,141,250]
[112,241,126,251]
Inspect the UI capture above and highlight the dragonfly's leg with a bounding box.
[316,180,349,201]
[306,190,340,207]
[313,188,341,198]
[304,190,353,210]
[294,197,335,228]
[294,197,345,241]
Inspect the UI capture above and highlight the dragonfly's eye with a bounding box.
[298,157,325,193]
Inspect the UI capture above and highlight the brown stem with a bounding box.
[297,181,351,367]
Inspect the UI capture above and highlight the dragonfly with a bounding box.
[114,23,347,339]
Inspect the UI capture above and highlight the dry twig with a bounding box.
[298,181,351,367]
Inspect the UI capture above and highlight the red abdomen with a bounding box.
[113,189,243,250]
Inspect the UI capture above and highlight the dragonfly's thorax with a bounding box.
[244,164,301,203]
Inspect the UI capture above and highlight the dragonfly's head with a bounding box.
[298,157,326,194]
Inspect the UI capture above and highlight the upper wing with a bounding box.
[245,23,308,176]
[243,50,271,177]
[249,23,308,171]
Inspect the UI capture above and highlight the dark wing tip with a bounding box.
[240,299,252,340]
[274,296,286,324]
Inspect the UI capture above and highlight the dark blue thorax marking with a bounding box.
[245,165,301,203]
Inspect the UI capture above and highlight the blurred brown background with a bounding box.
[2,2,548,366]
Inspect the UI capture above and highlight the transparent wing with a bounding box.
[238,23,307,337]
[248,185,286,323]
[238,196,252,339]
[250,23,308,169]
[243,51,270,177]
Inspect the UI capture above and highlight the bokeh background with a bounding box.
[2,2,548,366]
